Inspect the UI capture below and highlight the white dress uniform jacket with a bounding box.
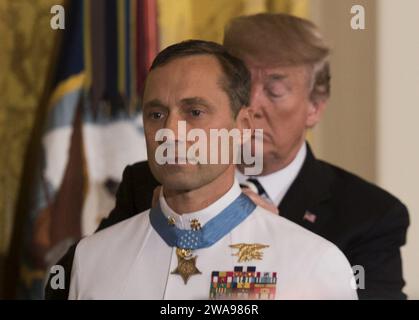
[69,180,358,300]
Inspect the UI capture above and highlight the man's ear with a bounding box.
[306,98,327,128]
[236,107,254,143]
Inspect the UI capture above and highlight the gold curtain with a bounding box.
[267,0,308,17]
[0,0,62,263]
[158,0,308,48]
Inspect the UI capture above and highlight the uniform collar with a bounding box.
[236,143,307,206]
[159,179,242,230]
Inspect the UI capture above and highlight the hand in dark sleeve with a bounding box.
[350,201,410,300]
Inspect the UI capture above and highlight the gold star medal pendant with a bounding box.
[171,248,201,284]
[172,219,201,285]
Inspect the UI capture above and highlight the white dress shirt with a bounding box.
[236,143,307,206]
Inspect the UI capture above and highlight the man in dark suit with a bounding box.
[45,13,409,300]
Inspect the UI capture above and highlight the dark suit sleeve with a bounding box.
[44,164,138,299]
[43,242,78,300]
[349,201,410,300]
[97,165,137,231]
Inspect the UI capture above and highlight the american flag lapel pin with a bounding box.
[303,211,317,223]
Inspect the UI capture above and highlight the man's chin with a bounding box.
[151,163,199,185]
[159,175,203,192]
[158,162,198,173]
[150,161,231,192]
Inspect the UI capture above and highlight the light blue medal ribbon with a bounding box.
[149,193,256,250]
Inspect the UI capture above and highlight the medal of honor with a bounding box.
[171,248,201,284]
[149,193,257,285]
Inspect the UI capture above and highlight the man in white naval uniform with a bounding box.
[69,40,357,300]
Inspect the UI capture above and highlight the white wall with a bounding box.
[310,0,377,182]
[377,0,419,299]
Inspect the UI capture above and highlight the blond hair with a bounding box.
[224,13,331,103]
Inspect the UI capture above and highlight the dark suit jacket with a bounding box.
[45,144,409,300]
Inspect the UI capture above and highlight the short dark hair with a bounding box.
[150,40,251,116]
